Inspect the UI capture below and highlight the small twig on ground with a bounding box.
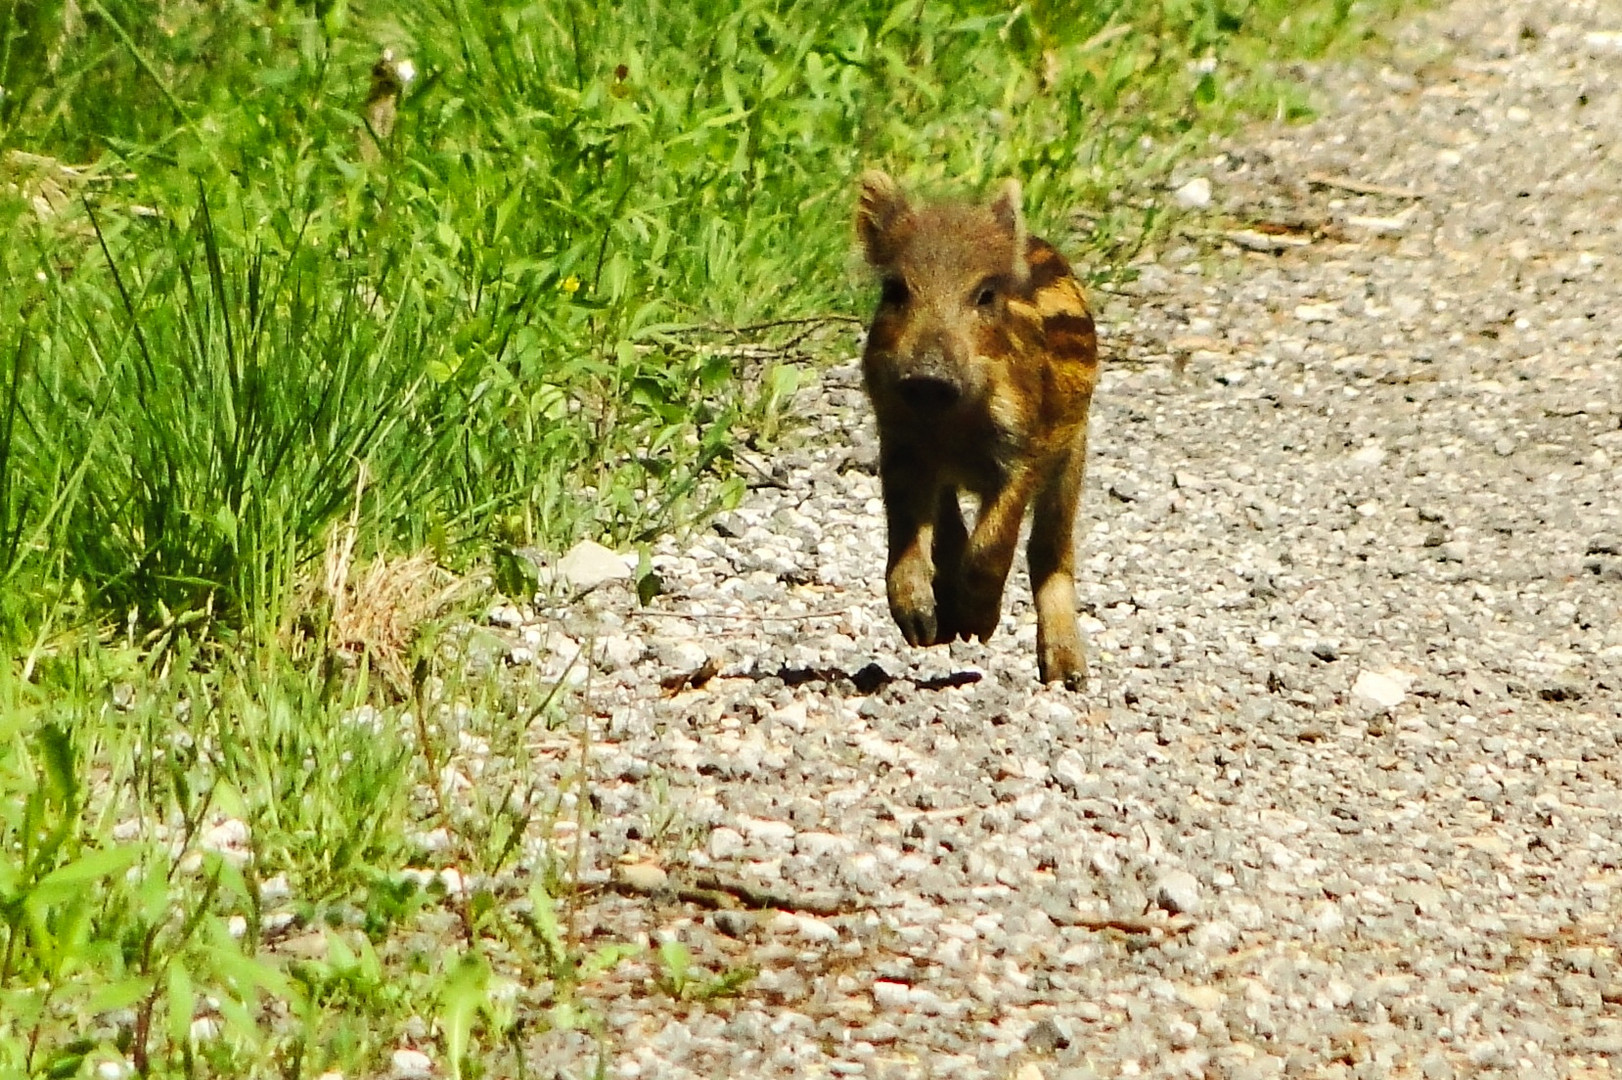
[884,802,984,824]
[530,601,854,624]
[606,867,858,917]
[1306,171,1426,199]
[733,448,791,489]
[1049,913,1197,937]
[625,606,854,624]
[689,872,855,916]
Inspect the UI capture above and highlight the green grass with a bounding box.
[1,0,1407,634]
[0,0,1414,1074]
[0,630,601,1078]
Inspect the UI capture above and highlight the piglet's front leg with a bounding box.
[953,465,1042,642]
[880,454,944,647]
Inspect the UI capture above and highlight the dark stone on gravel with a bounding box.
[711,910,756,938]
[1024,1016,1074,1053]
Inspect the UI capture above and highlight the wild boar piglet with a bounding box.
[855,170,1099,688]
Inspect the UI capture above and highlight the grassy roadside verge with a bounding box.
[1,1,1412,1075]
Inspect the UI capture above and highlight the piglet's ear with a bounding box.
[988,178,1028,280]
[856,170,912,267]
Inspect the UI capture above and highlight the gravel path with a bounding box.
[485,3,1622,1076]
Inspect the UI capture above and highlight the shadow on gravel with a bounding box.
[770,662,982,694]
[660,659,983,695]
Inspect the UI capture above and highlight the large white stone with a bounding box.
[1173,177,1212,209]
[389,1049,434,1080]
[1352,669,1408,711]
[556,540,632,590]
[1153,869,1203,915]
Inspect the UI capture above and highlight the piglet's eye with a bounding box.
[881,278,909,305]
[975,287,996,308]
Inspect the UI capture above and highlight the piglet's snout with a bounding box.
[892,338,965,413]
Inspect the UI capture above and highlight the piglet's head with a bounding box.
[856,170,1029,415]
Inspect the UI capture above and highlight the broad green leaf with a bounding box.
[439,952,489,1080]
[89,975,157,1014]
[27,846,140,907]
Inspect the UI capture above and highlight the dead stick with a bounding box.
[606,870,857,916]
[1051,914,1196,936]
[1306,171,1426,199]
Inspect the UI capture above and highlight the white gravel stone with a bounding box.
[198,818,251,866]
[556,540,632,590]
[660,639,709,672]
[1351,669,1408,711]
[1173,177,1212,209]
[777,912,840,943]
[1584,29,1622,54]
[389,1049,434,1080]
[1292,302,1338,322]
[795,831,854,858]
[1050,748,1088,792]
[1174,984,1225,1012]
[487,603,524,628]
[872,980,911,1010]
[597,633,646,670]
[1152,870,1202,916]
[737,816,795,848]
[708,827,745,859]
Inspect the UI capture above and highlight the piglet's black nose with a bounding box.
[896,375,960,412]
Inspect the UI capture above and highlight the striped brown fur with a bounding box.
[855,170,1099,688]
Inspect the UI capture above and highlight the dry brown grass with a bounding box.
[302,469,484,695]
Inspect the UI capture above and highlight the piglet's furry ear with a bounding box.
[988,178,1028,280]
[856,170,913,267]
